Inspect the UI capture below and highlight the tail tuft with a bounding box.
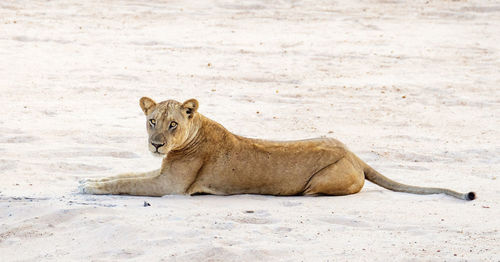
[466,192,476,201]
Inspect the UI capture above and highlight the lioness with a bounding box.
[80,97,476,201]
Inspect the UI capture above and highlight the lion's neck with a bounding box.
[200,114,239,143]
[169,114,240,158]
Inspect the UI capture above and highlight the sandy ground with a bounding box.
[1,0,500,261]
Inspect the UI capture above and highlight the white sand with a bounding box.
[1,0,499,260]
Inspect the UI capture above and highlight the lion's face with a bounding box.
[139,97,199,156]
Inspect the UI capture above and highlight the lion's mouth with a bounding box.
[154,148,164,154]
[151,150,165,157]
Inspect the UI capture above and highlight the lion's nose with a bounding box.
[151,142,165,150]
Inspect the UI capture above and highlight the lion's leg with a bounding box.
[303,157,365,196]
[80,174,169,197]
[82,169,160,183]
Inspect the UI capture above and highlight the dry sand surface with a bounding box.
[1,0,500,261]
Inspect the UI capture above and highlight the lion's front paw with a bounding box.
[79,182,106,195]
[79,179,89,185]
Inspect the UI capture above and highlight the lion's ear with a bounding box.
[181,99,199,119]
[139,97,157,115]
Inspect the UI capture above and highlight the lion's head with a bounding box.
[139,97,199,156]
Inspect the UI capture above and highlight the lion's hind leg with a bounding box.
[303,157,365,196]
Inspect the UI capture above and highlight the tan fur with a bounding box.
[80,97,476,201]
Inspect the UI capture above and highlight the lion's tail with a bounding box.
[358,156,475,201]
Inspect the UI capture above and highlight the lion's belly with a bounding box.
[191,168,309,196]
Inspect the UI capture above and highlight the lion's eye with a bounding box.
[169,121,178,129]
[149,119,156,127]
